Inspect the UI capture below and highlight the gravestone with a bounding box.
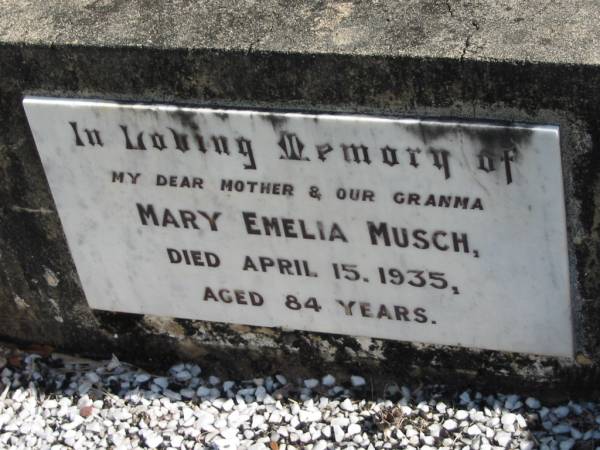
[1,0,599,392]
[23,98,571,357]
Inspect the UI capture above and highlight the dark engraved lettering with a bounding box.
[236,137,257,170]
[453,196,469,209]
[195,134,209,153]
[341,144,371,164]
[162,209,180,227]
[316,143,334,162]
[381,145,399,167]
[136,203,221,231]
[406,147,421,168]
[168,128,190,152]
[242,255,317,277]
[156,174,202,189]
[259,257,275,272]
[70,122,85,146]
[471,198,484,210]
[120,125,146,150]
[281,218,296,238]
[242,256,258,271]
[430,148,451,179]
[394,306,410,321]
[432,231,449,251]
[393,192,405,204]
[243,212,261,235]
[218,289,232,303]
[336,300,356,315]
[137,203,159,226]
[438,195,451,208]
[197,211,221,231]
[414,307,428,323]
[150,133,167,150]
[478,153,495,172]
[453,233,470,253]
[212,136,229,155]
[360,302,372,318]
[501,148,517,184]
[179,210,199,229]
[278,259,293,275]
[336,188,375,202]
[367,221,390,246]
[167,248,220,267]
[393,192,484,211]
[412,229,430,249]
[84,129,103,146]
[424,195,436,207]
[70,122,103,147]
[367,222,470,254]
[242,212,347,242]
[204,286,218,301]
[408,193,420,205]
[221,179,233,191]
[278,132,308,161]
[377,304,392,319]
[262,216,281,237]
[127,173,140,184]
[392,228,409,247]
[203,287,263,306]
[193,134,228,154]
[336,299,431,323]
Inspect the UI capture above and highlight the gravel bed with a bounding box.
[0,344,598,450]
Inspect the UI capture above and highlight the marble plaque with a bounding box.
[23,97,572,357]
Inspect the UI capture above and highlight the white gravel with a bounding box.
[0,344,598,450]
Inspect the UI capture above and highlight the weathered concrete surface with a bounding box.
[1,0,600,396]
[1,0,599,65]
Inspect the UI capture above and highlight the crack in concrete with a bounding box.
[441,2,480,61]
[461,19,480,61]
[460,34,471,61]
[247,38,261,54]
[247,24,273,54]
[445,0,454,17]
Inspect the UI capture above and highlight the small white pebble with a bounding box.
[153,377,169,390]
[333,425,344,443]
[495,430,512,447]
[459,391,471,404]
[454,410,469,421]
[322,375,335,386]
[350,376,366,387]
[347,423,361,436]
[552,424,571,434]
[501,413,516,426]
[467,424,482,436]
[559,439,575,450]
[135,373,151,384]
[554,406,570,418]
[143,431,163,449]
[442,419,457,431]
[42,399,58,409]
[304,379,319,389]
[340,398,355,412]
[520,440,535,450]
[85,372,100,384]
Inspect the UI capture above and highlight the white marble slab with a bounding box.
[23,97,573,357]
